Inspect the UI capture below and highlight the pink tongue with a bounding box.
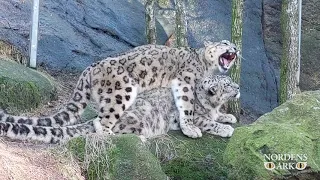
[223,58,229,65]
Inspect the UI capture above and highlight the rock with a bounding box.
[0,59,56,112]
[67,131,235,179]
[0,0,167,71]
[68,134,168,180]
[224,91,320,179]
[300,0,320,91]
[262,0,282,70]
[151,131,231,180]
[239,0,278,118]
[261,0,282,111]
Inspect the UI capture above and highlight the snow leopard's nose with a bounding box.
[227,49,235,54]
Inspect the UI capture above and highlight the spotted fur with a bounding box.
[0,40,238,139]
[0,121,94,144]
[0,75,240,143]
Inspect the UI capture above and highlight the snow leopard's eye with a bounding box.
[207,87,216,96]
[221,40,230,45]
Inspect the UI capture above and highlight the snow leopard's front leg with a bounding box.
[195,115,234,137]
[216,113,237,124]
[171,73,202,138]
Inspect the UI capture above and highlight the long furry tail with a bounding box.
[0,121,95,144]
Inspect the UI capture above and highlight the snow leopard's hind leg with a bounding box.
[92,75,139,135]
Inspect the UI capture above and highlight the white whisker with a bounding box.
[239,55,247,61]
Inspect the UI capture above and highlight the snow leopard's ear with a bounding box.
[204,41,214,47]
[201,75,218,93]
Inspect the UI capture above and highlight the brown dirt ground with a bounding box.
[0,139,84,180]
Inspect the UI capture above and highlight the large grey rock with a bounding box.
[239,0,278,116]
[262,0,282,70]
[300,0,320,91]
[0,0,167,71]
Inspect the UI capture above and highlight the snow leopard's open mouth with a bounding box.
[219,52,237,71]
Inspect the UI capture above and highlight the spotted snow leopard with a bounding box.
[0,40,238,138]
[0,75,240,143]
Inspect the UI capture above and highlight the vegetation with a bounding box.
[225,91,320,179]
[68,134,167,180]
[0,40,27,65]
[156,132,230,179]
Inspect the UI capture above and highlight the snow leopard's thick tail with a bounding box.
[0,65,93,127]
[0,121,95,143]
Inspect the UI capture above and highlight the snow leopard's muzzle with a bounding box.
[218,49,239,73]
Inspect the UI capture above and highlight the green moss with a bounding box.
[224,91,320,179]
[0,77,41,110]
[67,135,167,180]
[154,131,230,180]
[81,105,98,120]
[0,59,56,112]
[108,135,167,180]
[67,137,86,162]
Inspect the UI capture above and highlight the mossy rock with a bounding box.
[151,131,230,180]
[224,91,320,179]
[68,134,168,180]
[81,104,98,120]
[68,131,233,180]
[0,59,56,112]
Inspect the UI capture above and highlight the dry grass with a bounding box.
[64,134,115,180]
[0,41,27,65]
[83,134,113,179]
[146,134,177,162]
